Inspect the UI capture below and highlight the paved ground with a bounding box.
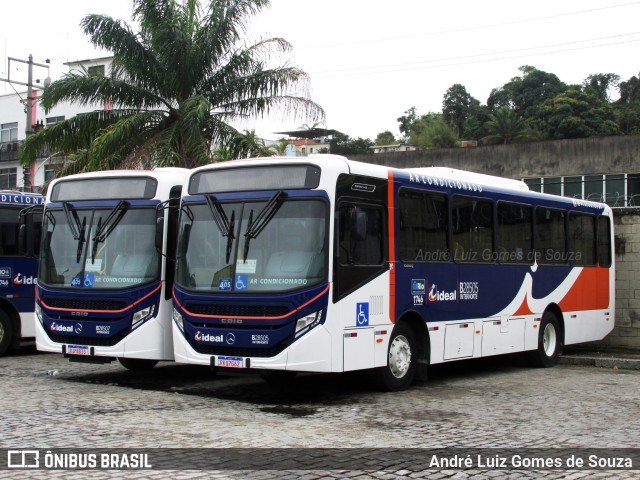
[1,347,639,479]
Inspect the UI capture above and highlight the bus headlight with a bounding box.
[35,303,43,323]
[132,305,155,329]
[295,310,323,337]
[172,308,184,332]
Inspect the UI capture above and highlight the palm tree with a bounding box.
[20,0,324,174]
[482,106,529,145]
[232,129,272,158]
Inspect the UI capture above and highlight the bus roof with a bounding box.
[406,167,529,192]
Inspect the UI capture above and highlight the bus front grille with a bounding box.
[42,298,128,311]
[185,303,291,318]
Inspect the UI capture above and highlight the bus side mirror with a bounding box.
[155,217,164,251]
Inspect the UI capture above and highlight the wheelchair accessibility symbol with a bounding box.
[235,274,248,291]
[356,302,369,326]
[84,273,95,288]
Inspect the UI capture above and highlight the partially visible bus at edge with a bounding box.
[0,191,44,356]
[172,155,614,390]
[35,168,187,369]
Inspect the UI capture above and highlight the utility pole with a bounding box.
[0,54,50,192]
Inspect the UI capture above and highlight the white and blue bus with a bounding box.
[0,191,44,356]
[35,169,187,369]
[172,155,614,390]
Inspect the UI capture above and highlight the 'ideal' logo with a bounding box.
[194,331,224,343]
[428,284,457,302]
[13,273,36,285]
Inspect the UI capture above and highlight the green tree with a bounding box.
[20,0,323,174]
[543,89,620,139]
[409,115,458,149]
[442,83,479,136]
[270,137,291,155]
[482,106,533,145]
[375,130,396,145]
[329,132,374,155]
[583,73,620,102]
[396,107,417,140]
[615,74,640,134]
[232,129,273,158]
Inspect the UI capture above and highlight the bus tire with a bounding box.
[529,312,562,368]
[117,358,158,371]
[0,310,13,357]
[371,323,416,391]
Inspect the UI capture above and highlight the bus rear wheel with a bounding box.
[0,311,13,357]
[529,312,562,368]
[372,323,416,391]
[117,358,158,371]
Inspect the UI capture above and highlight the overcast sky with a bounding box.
[2,0,639,140]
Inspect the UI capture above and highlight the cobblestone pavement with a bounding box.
[1,347,639,479]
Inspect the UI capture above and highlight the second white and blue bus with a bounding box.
[172,155,614,389]
[0,191,44,356]
[35,168,187,369]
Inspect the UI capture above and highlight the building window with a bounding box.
[585,175,604,202]
[1,122,18,143]
[87,65,105,77]
[605,174,625,207]
[0,168,17,189]
[46,116,65,125]
[564,176,582,199]
[543,177,562,196]
[522,173,640,207]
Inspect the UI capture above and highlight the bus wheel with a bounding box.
[372,323,416,391]
[117,358,158,371]
[0,311,13,357]
[529,312,562,368]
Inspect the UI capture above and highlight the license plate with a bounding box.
[66,345,90,356]
[215,356,243,368]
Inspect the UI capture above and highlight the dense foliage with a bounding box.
[20,0,323,174]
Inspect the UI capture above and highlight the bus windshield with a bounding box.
[39,206,160,289]
[176,198,327,292]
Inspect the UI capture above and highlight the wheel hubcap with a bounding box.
[542,323,557,357]
[389,334,411,378]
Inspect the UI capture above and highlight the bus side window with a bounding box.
[452,196,493,263]
[535,207,566,265]
[568,212,596,266]
[497,202,533,264]
[338,204,383,266]
[398,188,449,263]
[0,207,20,256]
[597,216,612,267]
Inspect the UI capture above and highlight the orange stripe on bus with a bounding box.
[388,170,396,324]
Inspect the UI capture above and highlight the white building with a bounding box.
[0,56,113,191]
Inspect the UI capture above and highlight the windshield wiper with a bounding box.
[205,195,236,264]
[63,202,86,263]
[91,201,129,263]
[243,191,287,262]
